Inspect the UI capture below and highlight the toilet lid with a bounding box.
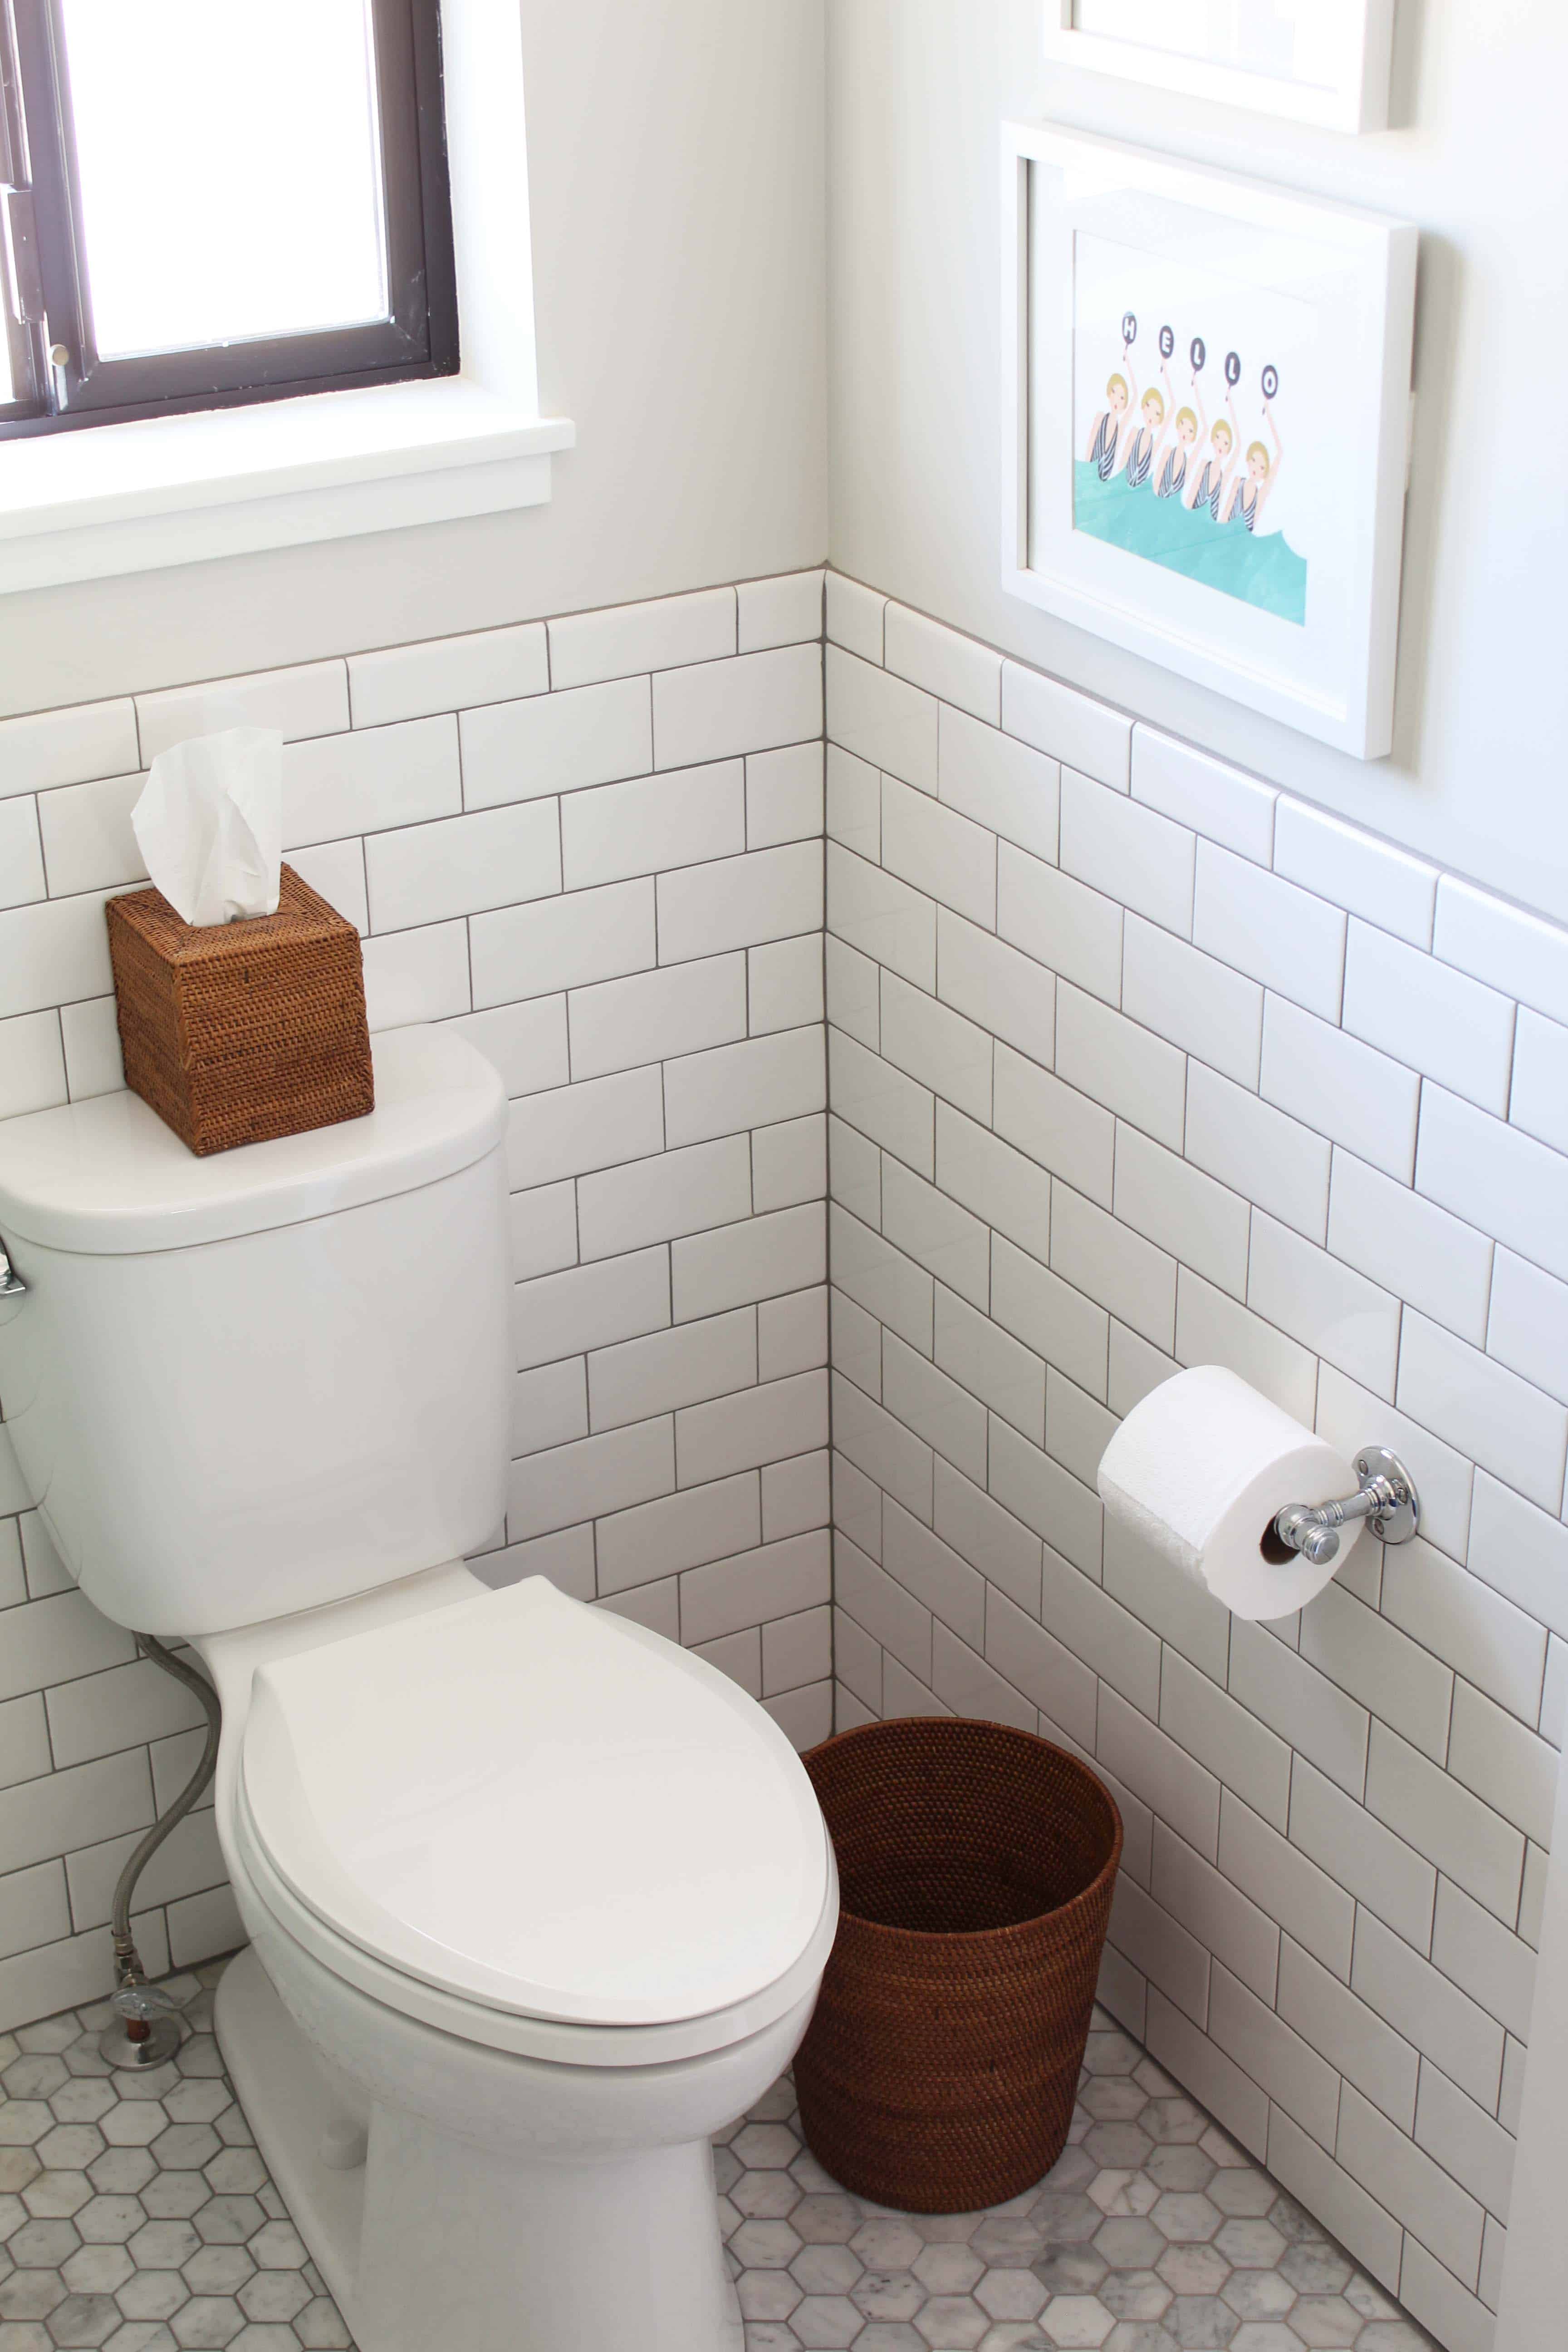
[240,1577,833,2028]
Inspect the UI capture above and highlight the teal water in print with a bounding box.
[1073,461,1308,627]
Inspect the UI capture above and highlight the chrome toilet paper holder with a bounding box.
[1273,1447,1420,1567]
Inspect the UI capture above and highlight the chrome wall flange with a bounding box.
[1352,1446,1419,1545]
[1274,1446,1420,1568]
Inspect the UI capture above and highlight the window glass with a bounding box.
[56,0,390,361]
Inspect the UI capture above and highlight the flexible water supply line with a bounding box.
[101,1633,222,2067]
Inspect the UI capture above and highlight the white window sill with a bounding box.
[0,377,576,595]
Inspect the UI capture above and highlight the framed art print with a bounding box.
[1040,0,1397,134]
[1001,122,1417,758]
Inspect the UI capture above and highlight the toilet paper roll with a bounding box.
[1096,1364,1362,1619]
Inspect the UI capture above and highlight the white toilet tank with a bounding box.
[0,1025,511,1637]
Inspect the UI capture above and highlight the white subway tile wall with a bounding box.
[0,575,832,2035]
[823,574,1568,2352]
[2,569,1564,2352]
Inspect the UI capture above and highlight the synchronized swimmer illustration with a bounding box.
[1076,317,1307,627]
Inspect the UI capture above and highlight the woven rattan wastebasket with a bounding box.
[793,1716,1122,2214]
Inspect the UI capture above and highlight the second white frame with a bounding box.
[1040,0,1397,134]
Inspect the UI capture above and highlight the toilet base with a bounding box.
[215,1948,367,2313]
[215,1945,746,2352]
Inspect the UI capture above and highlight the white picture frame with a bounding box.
[1001,122,1417,760]
[1041,0,1397,135]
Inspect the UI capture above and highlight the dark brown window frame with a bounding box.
[0,0,457,440]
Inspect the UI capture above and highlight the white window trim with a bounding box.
[0,0,574,596]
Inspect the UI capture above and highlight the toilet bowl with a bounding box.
[0,1026,838,2352]
[203,1568,838,2352]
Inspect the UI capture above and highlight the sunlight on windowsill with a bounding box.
[0,379,576,594]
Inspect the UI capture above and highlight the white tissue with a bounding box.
[132,727,283,927]
[1096,1364,1362,1619]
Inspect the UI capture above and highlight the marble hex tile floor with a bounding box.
[0,1963,347,2352]
[0,1963,1436,2352]
[715,2021,1437,2352]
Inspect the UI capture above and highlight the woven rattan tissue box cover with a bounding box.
[106,864,374,1156]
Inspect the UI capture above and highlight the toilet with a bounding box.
[0,1024,838,2352]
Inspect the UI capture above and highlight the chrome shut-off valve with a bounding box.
[1273,1447,1420,1569]
[100,1980,182,2070]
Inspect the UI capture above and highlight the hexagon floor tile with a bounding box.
[715,2014,1440,2352]
[1,1966,1438,2352]
[0,1962,348,2352]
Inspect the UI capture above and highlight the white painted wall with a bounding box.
[826,0,1568,921]
[0,0,828,718]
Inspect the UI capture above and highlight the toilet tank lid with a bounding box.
[0,1025,506,1254]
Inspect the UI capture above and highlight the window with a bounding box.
[0,0,571,595]
[0,0,457,438]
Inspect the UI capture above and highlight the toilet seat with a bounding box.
[236,1577,836,2063]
